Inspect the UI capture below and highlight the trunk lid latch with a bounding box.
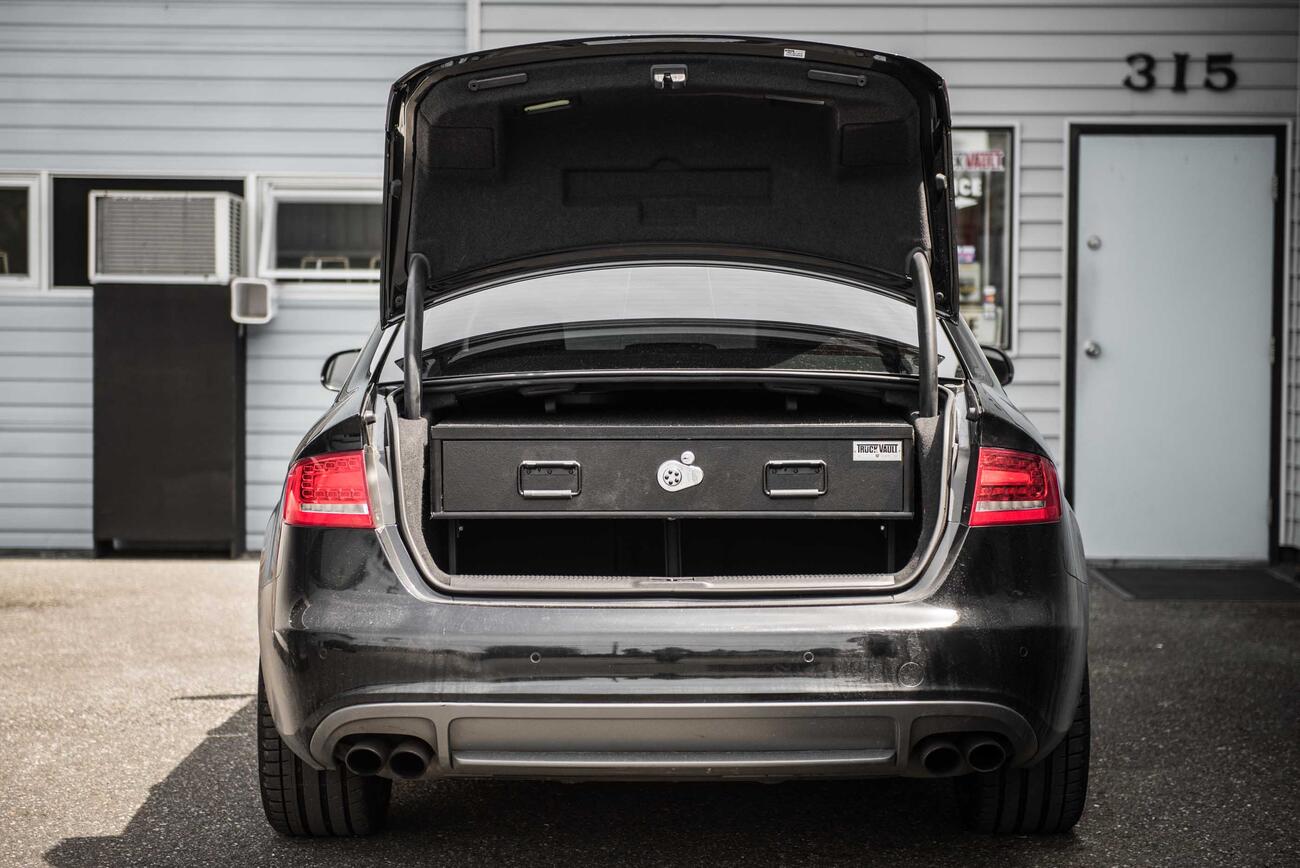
[651,64,688,90]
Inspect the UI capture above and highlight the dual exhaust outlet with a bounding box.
[341,736,434,780]
[914,733,1008,777]
[343,731,1001,780]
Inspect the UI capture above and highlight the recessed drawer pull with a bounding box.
[764,460,828,498]
[518,461,581,498]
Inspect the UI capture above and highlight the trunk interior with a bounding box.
[393,380,948,593]
[434,517,906,577]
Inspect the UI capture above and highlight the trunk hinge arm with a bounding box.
[909,249,940,418]
[402,253,430,420]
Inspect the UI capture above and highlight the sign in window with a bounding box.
[953,128,1014,348]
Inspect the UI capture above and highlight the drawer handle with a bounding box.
[764,460,827,498]
[518,461,581,498]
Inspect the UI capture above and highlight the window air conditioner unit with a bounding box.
[89,190,243,284]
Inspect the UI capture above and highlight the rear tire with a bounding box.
[956,669,1091,834]
[257,673,391,836]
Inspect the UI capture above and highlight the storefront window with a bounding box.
[258,182,381,282]
[952,128,1014,347]
[0,182,34,283]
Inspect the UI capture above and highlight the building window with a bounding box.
[257,181,381,282]
[952,128,1015,348]
[0,175,39,289]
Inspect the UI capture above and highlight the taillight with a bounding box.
[968,447,1061,527]
[283,450,374,529]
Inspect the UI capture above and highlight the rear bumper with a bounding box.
[308,699,1035,780]
[260,520,1088,779]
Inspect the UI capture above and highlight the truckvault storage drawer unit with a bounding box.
[432,419,914,517]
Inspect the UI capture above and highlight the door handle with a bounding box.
[1083,341,1102,359]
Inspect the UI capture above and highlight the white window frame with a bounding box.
[0,173,43,291]
[256,177,382,283]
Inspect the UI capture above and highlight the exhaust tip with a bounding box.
[342,737,389,777]
[918,738,964,776]
[963,735,1008,773]
[387,738,434,780]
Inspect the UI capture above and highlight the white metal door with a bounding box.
[1072,132,1276,561]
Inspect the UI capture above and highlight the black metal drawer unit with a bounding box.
[431,418,914,518]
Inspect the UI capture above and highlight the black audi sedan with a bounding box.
[257,36,1090,838]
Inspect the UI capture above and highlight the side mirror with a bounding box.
[321,348,362,393]
[981,345,1015,387]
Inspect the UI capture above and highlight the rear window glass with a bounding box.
[381,264,960,380]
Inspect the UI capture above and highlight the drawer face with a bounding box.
[438,437,912,516]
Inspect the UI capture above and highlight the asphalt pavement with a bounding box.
[0,557,1296,867]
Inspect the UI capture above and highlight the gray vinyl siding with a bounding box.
[1287,78,1300,548]
[0,0,466,174]
[245,296,375,551]
[3,1,1300,552]
[0,0,465,551]
[0,295,93,550]
[483,0,1300,545]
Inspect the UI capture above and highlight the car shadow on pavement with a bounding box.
[46,700,1081,868]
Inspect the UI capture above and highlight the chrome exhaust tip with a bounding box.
[387,737,434,780]
[916,737,965,777]
[342,737,390,777]
[961,734,1008,773]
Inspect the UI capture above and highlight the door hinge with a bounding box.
[1270,335,1276,366]
[1271,174,1278,202]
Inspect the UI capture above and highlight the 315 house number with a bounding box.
[1123,52,1237,92]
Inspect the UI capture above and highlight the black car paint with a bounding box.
[259,509,1087,772]
[260,35,1088,784]
[260,351,1087,767]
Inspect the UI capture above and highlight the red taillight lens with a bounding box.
[968,447,1061,527]
[283,450,373,529]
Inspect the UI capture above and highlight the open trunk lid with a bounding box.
[381,36,956,324]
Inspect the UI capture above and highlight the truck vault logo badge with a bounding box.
[658,451,704,492]
[852,440,903,462]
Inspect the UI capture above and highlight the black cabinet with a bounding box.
[93,283,244,555]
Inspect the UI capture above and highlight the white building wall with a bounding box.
[0,0,465,551]
[0,294,92,549]
[0,0,465,175]
[244,295,377,550]
[481,0,1300,544]
[2,0,1299,550]
[1287,53,1300,547]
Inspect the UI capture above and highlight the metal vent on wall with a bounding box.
[90,191,243,284]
